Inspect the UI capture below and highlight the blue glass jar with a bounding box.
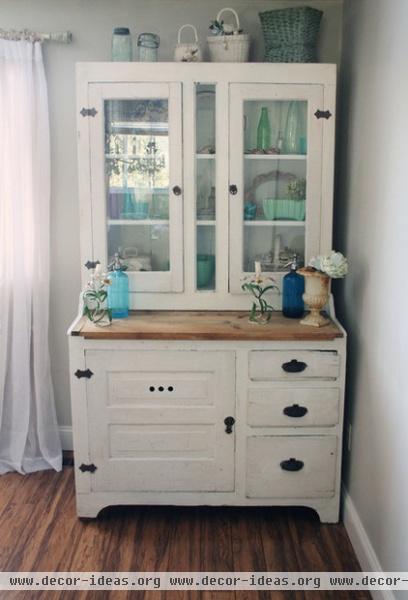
[137,33,160,62]
[282,255,304,318]
[107,254,129,319]
[112,28,132,62]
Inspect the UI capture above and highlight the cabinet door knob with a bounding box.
[280,458,304,472]
[283,404,308,418]
[224,416,235,434]
[172,185,182,196]
[229,184,238,195]
[282,359,307,373]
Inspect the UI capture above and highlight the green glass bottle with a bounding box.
[257,107,271,151]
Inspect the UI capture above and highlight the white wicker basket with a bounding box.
[174,24,202,62]
[207,8,250,62]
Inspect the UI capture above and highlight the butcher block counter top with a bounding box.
[71,311,344,341]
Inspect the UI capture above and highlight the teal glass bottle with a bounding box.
[257,107,271,150]
[282,255,304,318]
[284,101,302,154]
[107,253,129,319]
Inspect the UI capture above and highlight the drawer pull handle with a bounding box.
[229,184,238,195]
[283,404,308,418]
[172,185,182,196]
[280,458,304,472]
[282,359,307,373]
[224,416,235,434]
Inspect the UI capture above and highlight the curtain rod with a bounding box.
[0,29,72,43]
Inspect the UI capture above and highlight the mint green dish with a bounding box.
[197,254,215,289]
[262,198,305,221]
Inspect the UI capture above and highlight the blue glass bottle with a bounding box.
[107,253,129,319]
[282,255,304,318]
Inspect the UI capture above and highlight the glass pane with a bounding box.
[108,223,169,272]
[196,84,216,290]
[243,100,307,272]
[105,99,169,272]
[244,224,305,273]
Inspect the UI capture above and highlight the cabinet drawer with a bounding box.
[249,350,340,381]
[247,388,339,427]
[246,436,337,498]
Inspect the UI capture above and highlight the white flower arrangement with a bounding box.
[241,261,279,323]
[308,251,348,279]
[82,263,112,326]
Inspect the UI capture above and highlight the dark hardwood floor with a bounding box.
[0,465,370,600]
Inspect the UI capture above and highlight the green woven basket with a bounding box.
[259,6,323,63]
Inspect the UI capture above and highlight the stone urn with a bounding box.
[298,267,330,327]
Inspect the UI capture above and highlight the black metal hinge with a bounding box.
[79,463,97,473]
[84,260,100,270]
[315,109,332,120]
[74,368,93,379]
[80,107,97,118]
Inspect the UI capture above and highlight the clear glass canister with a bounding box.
[112,27,132,61]
[137,33,160,62]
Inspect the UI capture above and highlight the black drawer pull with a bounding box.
[280,458,304,472]
[224,416,235,434]
[282,359,307,373]
[283,404,308,418]
[172,185,182,196]
[229,184,238,195]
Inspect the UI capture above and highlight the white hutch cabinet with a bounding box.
[69,63,345,522]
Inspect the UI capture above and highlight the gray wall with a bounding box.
[335,0,408,587]
[0,0,343,430]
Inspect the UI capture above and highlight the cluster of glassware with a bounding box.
[112,28,160,62]
[256,103,307,155]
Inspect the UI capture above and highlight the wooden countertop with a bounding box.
[71,311,344,341]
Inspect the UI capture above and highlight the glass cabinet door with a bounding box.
[88,82,183,292]
[229,84,323,293]
[195,83,216,291]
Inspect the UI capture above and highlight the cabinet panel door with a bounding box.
[88,82,183,292]
[229,84,324,292]
[85,350,235,493]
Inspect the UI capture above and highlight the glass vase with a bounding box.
[257,107,271,151]
[284,101,302,154]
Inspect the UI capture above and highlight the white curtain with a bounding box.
[0,39,61,474]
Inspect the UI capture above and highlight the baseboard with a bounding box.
[343,486,395,600]
[59,426,73,451]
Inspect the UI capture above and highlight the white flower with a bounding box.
[309,251,348,279]
[309,255,323,271]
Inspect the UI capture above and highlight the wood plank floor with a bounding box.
[0,466,370,600]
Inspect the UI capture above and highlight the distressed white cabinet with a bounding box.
[76,62,336,309]
[71,63,345,523]
[68,313,346,522]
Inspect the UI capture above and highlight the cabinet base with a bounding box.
[76,493,340,523]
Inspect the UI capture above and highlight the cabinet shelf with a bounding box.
[244,220,305,227]
[196,154,216,159]
[108,219,169,226]
[197,220,216,226]
[105,153,167,160]
[244,154,307,160]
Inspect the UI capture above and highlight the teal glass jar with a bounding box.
[257,107,271,150]
[112,28,132,62]
[107,254,129,318]
[137,33,160,62]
